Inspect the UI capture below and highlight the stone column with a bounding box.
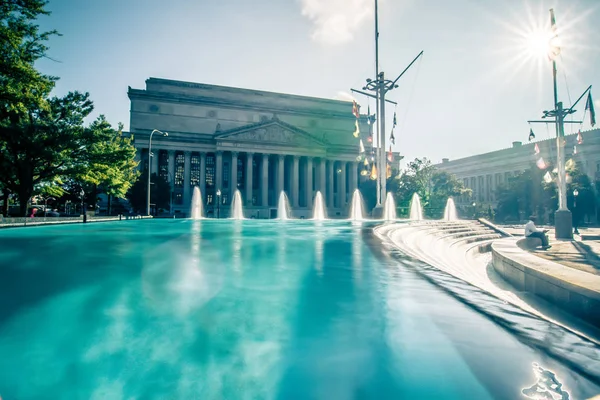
[262,154,269,207]
[339,161,347,208]
[168,150,175,190]
[216,151,223,191]
[199,152,206,196]
[319,159,326,195]
[277,155,285,199]
[306,157,313,210]
[246,152,254,206]
[327,160,334,209]
[350,161,358,197]
[183,151,191,212]
[291,156,299,208]
[231,152,238,197]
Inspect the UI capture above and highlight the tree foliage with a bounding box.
[494,161,596,224]
[0,1,138,216]
[394,158,469,218]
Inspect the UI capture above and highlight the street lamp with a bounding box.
[216,189,222,219]
[80,189,85,217]
[147,129,169,216]
[526,9,592,239]
[573,189,580,234]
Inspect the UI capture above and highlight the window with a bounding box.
[237,158,244,188]
[190,153,201,187]
[174,152,185,188]
[207,194,213,205]
[222,194,228,204]
[175,192,183,205]
[159,150,169,182]
[252,195,257,205]
[206,154,215,187]
[223,162,229,188]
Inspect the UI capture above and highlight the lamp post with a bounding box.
[573,189,579,234]
[216,189,221,219]
[80,189,85,221]
[147,129,169,216]
[526,9,592,239]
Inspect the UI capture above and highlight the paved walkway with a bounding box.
[498,224,600,276]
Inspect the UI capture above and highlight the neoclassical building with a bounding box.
[128,78,378,218]
[435,128,600,211]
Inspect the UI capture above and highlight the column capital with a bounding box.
[262,153,269,160]
[293,155,300,161]
[184,150,192,156]
[168,149,175,155]
[246,151,255,156]
[200,151,206,158]
[231,151,239,157]
[216,150,223,156]
[278,154,285,161]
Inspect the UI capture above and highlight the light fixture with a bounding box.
[573,189,579,196]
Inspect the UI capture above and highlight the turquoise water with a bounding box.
[0,220,598,399]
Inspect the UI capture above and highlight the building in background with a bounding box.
[128,78,391,218]
[435,128,600,218]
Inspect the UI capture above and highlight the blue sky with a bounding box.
[36,0,600,164]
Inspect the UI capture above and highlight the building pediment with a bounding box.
[215,118,327,148]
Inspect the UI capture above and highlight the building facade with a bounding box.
[435,128,600,208]
[129,78,378,218]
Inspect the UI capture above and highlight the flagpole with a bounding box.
[374,0,381,207]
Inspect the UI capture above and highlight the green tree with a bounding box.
[395,158,435,217]
[1,0,58,213]
[427,170,471,219]
[76,116,139,213]
[127,173,171,215]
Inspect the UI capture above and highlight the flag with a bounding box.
[544,171,553,183]
[585,92,596,127]
[359,139,365,153]
[390,129,395,145]
[352,100,360,119]
[387,145,394,162]
[386,163,392,179]
[536,157,546,169]
[353,119,360,138]
[370,164,377,180]
[573,145,577,155]
[534,143,540,154]
[364,158,369,166]
[393,111,397,128]
[577,130,583,144]
[528,128,535,141]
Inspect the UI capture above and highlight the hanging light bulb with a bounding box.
[360,168,368,176]
[356,155,362,162]
[370,164,377,180]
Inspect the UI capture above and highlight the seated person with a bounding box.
[524,216,551,249]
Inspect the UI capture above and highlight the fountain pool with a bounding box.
[0,220,598,399]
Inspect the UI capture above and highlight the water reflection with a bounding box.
[352,227,362,283]
[232,220,242,273]
[522,363,570,399]
[314,222,324,276]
